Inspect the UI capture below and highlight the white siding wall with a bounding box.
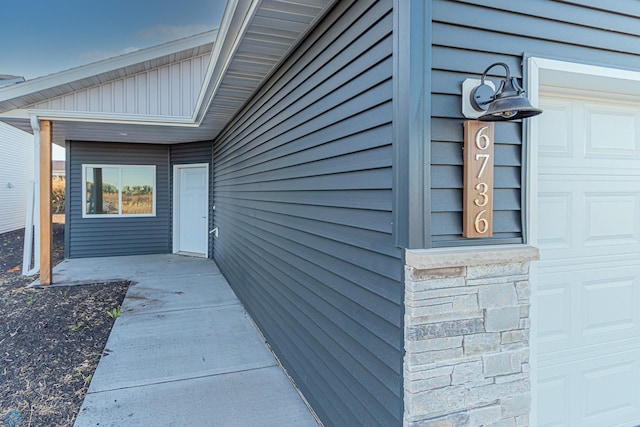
[0,123,34,234]
[31,53,210,118]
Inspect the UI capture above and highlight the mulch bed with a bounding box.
[0,225,130,427]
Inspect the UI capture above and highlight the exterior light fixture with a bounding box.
[463,62,542,121]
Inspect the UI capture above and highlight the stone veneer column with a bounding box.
[404,245,539,427]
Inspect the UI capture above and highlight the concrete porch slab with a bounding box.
[36,253,222,286]
[122,274,238,316]
[77,366,318,427]
[87,304,276,393]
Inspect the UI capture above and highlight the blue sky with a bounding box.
[2,0,226,80]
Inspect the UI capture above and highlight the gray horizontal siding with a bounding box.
[169,141,213,257]
[212,1,402,426]
[68,141,170,258]
[430,0,640,246]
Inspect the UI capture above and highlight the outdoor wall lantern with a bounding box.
[462,62,542,121]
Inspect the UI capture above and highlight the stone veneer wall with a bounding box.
[404,246,539,427]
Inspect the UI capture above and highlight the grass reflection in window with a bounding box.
[84,165,155,217]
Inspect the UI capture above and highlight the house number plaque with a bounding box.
[463,121,494,238]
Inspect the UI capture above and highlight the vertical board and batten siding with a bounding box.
[430,0,640,246]
[31,53,211,117]
[67,141,170,258]
[212,1,402,426]
[169,141,214,257]
[0,123,33,234]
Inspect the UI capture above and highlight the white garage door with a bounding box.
[536,90,640,426]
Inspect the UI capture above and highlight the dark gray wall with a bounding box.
[67,141,170,258]
[169,141,214,257]
[429,0,640,246]
[212,1,402,425]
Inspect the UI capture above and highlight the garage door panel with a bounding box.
[538,374,571,427]
[582,358,640,425]
[539,98,573,158]
[538,192,572,250]
[540,96,640,168]
[538,179,640,261]
[538,266,640,354]
[585,103,639,159]
[538,278,572,347]
[581,273,640,338]
[584,193,640,246]
[539,350,640,427]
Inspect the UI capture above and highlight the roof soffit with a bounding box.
[194,0,336,138]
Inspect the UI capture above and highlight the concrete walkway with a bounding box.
[43,254,317,427]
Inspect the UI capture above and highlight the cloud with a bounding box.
[136,24,213,42]
[78,47,141,63]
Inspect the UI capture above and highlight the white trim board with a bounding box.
[526,57,640,427]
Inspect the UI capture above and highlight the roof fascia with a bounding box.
[0,30,217,103]
[1,109,197,127]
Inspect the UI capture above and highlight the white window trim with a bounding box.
[82,164,157,218]
[526,56,640,427]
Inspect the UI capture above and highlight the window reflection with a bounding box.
[85,167,119,214]
[84,165,155,216]
[121,168,154,215]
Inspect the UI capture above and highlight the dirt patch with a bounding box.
[0,225,129,426]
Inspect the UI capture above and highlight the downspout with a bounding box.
[22,115,40,276]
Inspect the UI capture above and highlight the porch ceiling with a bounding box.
[0,0,336,146]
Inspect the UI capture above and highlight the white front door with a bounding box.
[174,165,208,256]
[535,89,640,426]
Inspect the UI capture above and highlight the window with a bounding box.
[83,165,156,217]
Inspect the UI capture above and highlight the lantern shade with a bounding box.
[478,76,542,121]
[467,63,543,122]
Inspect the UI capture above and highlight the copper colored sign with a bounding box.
[463,121,494,238]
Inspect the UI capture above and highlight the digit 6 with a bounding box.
[475,126,490,150]
[474,210,488,234]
